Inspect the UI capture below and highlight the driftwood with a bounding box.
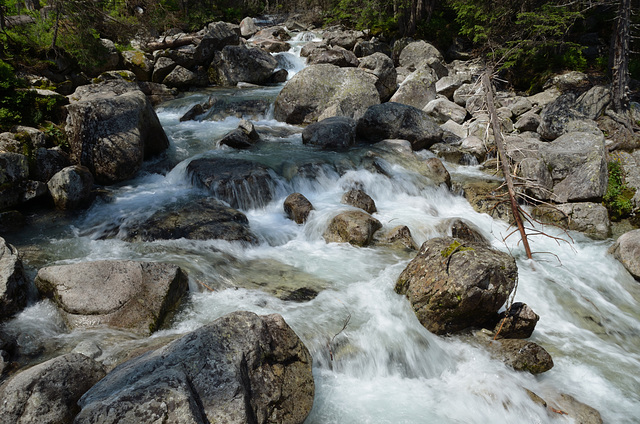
[482,70,533,259]
[143,35,201,52]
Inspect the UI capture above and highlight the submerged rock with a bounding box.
[284,193,314,224]
[486,337,554,374]
[0,353,106,424]
[75,311,314,424]
[187,157,277,209]
[35,261,189,335]
[0,237,29,321]
[395,237,517,335]
[125,197,257,244]
[323,210,382,247]
[532,202,611,240]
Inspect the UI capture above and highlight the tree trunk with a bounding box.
[50,0,61,51]
[611,0,630,112]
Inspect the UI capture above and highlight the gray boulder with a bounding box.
[323,29,363,50]
[543,131,607,203]
[532,202,611,240]
[436,74,471,100]
[395,237,517,335]
[420,157,451,187]
[514,111,541,133]
[125,197,257,244]
[398,40,444,71]
[389,62,437,109]
[196,21,241,64]
[550,394,603,424]
[35,261,189,335]
[493,302,539,339]
[210,45,278,86]
[0,353,106,424]
[356,102,443,151]
[537,93,601,140]
[358,53,397,102]
[301,116,356,150]
[341,189,377,214]
[76,311,314,424]
[374,225,418,250]
[65,76,170,184]
[163,65,202,88]
[0,237,28,321]
[187,157,277,209]
[609,229,640,280]
[423,98,467,124]
[353,38,392,58]
[323,210,382,247]
[439,218,489,246]
[240,17,258,37]
[576,85,611,120]
[86,38,120,75]
[274,64,380,124]
[47,165,94,210]
[0,152,28,185]
[307,45,359,67]
[151,56,177,84]
[284,193,314,224]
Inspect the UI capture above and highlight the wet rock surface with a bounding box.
[323,210,382,247]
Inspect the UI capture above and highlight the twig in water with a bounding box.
[327,313,351,361]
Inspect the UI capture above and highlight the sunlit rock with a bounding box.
[323,210,382,247]
[609,229,640,280]
[492,302,540,339]
[284,193,314,224]
[533,202,611,240]
[35,261,189,335]
[0,237,29,321]
[341,188,377,214]
[47,165,94,210]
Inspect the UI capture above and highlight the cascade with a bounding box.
[2,34,640,424]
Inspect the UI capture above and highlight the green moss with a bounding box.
[441,240,474,258]
[603,160,636,221]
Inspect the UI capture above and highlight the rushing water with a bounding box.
[3,34,640,424]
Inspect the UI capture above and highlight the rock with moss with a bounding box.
[395,236,517,335]
[323,210,382,247]
[35,260,189,335]
[75,311,314,424]
[122,50,153,81]
[274,64,380,124]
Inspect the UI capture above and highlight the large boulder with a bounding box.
[356,102,443,151]
[323,210,382,247]
[0,237,28,321]
[307,45,359,67]
[609,229,640,280]
[75,311,314,424]
[240,17,258,37]
[341,189,377,214]
[196,21,241,64]
[357,52,397,102]
[35,261,189,335]
[532,202,611,240]
[301,116,356,150]
[124,197,257,244]
[389,62,437,109]
[542,131,607,203]
[398,40,444,71]
[0,353,106,424]
[122,50,153,81]
[31,147,71,182]
[395,237,518,334]
[65,76,170,185]
[187,157,277,209]
[273,64,380,124]
[423,98,467,124]
[47,165,94,210]
[209,45,278,86]
[323,29,364,50]
[537,93,601,140]
[353,38,392,58]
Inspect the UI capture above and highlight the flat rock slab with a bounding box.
[76,311,314,424]
[35,261,189,335]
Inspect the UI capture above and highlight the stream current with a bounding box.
[3,33,640,423]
